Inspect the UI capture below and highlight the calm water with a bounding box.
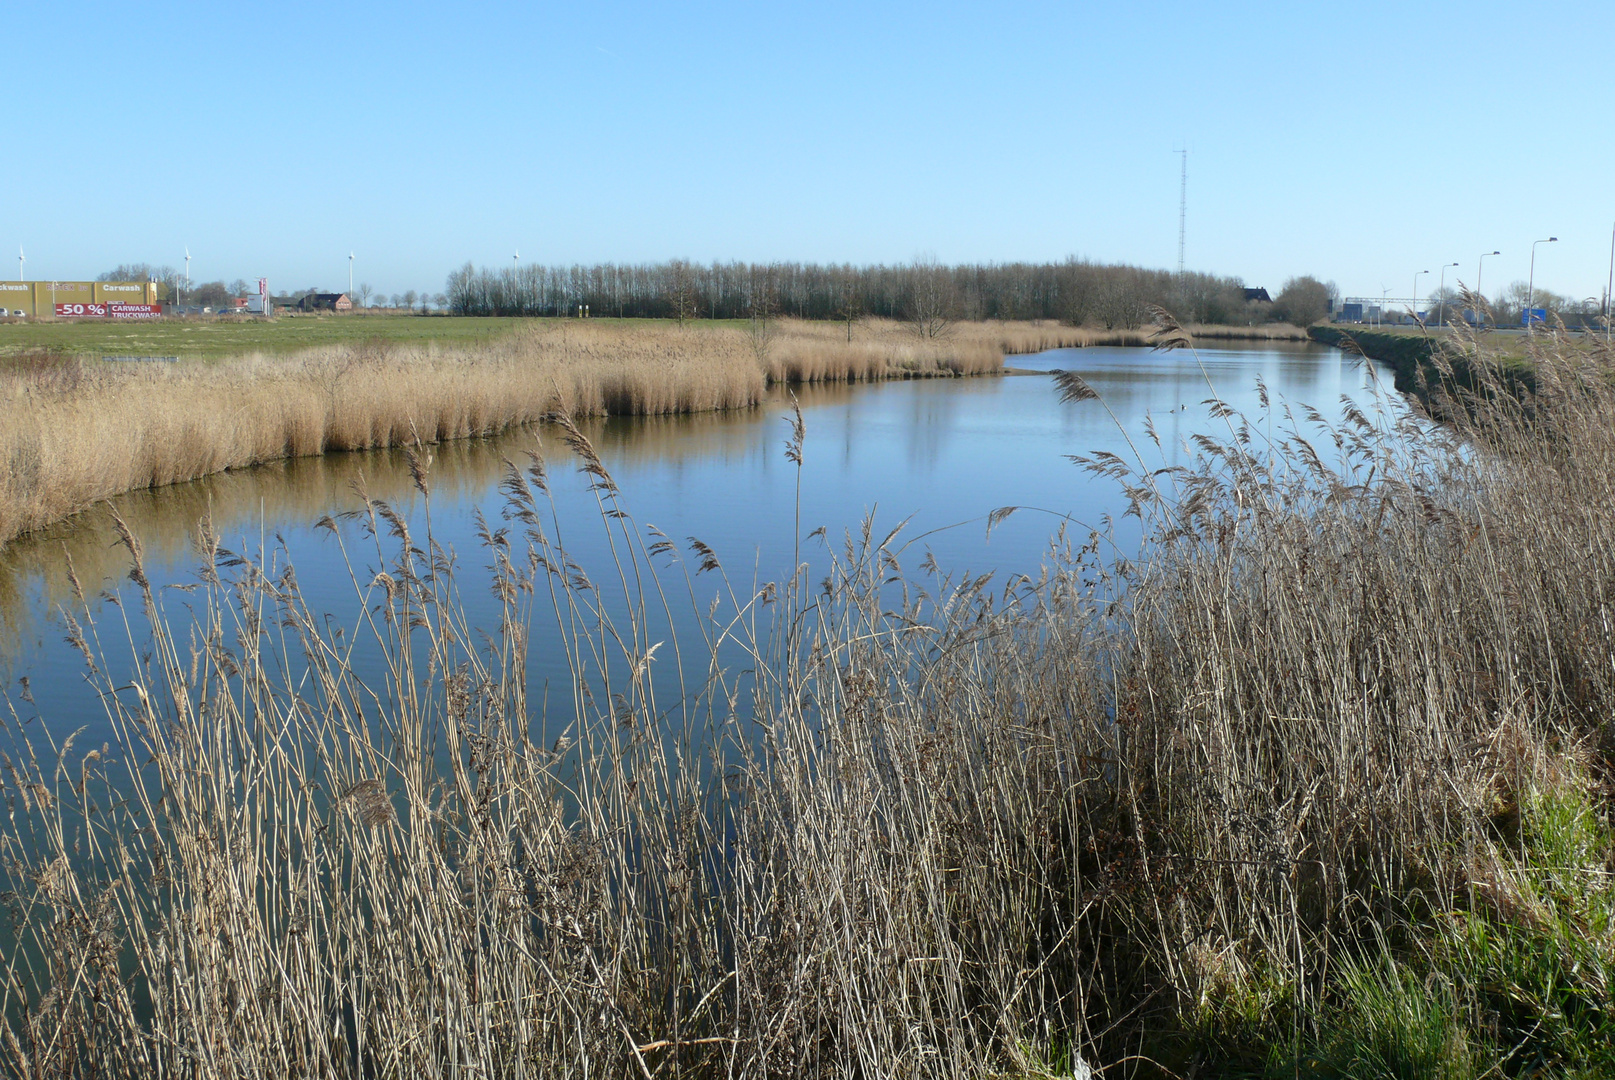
[1,341,1400,743]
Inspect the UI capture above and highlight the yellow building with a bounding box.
[0,281,161,317]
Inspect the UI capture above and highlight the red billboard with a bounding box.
[54,303,108,317]
[109,304,163,319]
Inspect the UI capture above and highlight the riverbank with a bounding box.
[0,316,1317,552]
[1308,323,1544,414]
[7,330,1614,1076]
[0,317,1055,551]
[1008,321,1309,349]
[0,311,1311,364]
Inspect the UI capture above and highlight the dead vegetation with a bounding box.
[0,318,1021,552]
[3,321,1614,1076]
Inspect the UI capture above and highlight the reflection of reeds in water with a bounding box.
[0,439,513,654]
[0,384,854,655]
[0,318,1039,554]
[0,320,763,552]
[9,326,1615,1074]
[0,316,1302,557]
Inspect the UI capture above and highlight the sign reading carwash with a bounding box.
[55,302,163,319]
[0,281,159,316]
[1523,308,1548,326]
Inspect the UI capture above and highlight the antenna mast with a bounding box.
[1176,149,1187,278]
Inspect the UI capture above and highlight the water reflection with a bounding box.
[2,342,1398,740]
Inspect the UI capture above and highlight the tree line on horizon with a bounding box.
[444,257,1339,329]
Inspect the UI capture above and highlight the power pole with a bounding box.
[1176,149,1187,279]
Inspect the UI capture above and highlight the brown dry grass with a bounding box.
[763,317,1007,380]
[977,321,1310,350]
[0,317,1311,555]
[0,318,1019,552]
[16,318,1610,1077]
[5,322,1615,1076]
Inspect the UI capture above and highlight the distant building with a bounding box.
[0,280,161,317]
[294,292,353,313]
[1243,287,1272,304]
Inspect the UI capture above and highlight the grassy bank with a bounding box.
[1309,323,1547,396]
[0,312,531,361]
[5,324,1615,1075]
[0,317,1016,550]
[0,312,1310,365]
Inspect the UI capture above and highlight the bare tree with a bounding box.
[834,270,864,342]
[1094,272,1149,329]
[747,271,778,366]
[669,260,700,327]
[437,255,1319,329]
[905,255,955,339]
[357,282,375,308]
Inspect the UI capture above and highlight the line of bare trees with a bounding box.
[445,257,1328,328]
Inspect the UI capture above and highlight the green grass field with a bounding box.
[0,313,538,360]
[0,313,781,361]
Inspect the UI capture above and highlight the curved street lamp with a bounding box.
[1436,262,1459,326]
[1528,237,1558,329]
[1414,269,1429,322]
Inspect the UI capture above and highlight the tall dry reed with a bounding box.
[0,318,1016,552]
[4,320,1613,1076]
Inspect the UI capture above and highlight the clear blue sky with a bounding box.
[4,0,1611,305]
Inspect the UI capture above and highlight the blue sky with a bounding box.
[3,0,1611,305]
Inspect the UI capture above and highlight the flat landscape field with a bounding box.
[0,313,537,359]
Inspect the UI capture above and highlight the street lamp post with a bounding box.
[1527,236,1558,329]
[1414,269,1429,322]
[1477,250,1500,328]
[1436,262,1459,326]
[1605,223,1614,342]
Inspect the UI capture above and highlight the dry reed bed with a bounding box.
[763,317,1005,381]
[7,322,1609,1076]
[980,321,1310,352]
[0,318,1007,551]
